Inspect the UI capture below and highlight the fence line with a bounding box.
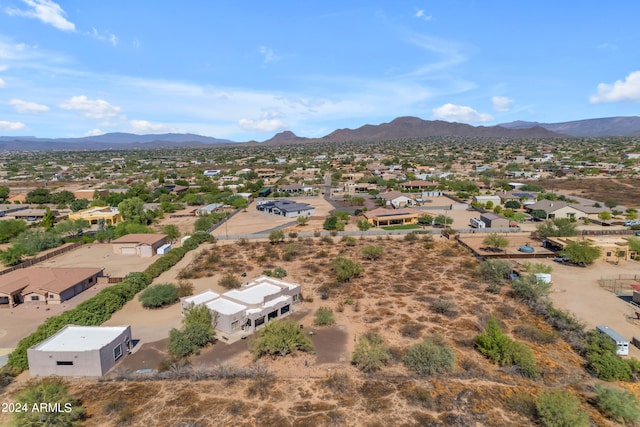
[0,241,84,276]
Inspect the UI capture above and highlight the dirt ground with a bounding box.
[545,257,640,357]
[538,177,640,208]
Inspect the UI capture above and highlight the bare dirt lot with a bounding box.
[538,177,640,208]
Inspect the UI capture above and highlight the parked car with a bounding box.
[553,256,570,263]
[624,220,640,226]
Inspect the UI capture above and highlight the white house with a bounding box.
[27,325,132,377]
[180,276,301,338]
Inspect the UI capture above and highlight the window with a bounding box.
[231,320,240,331]
[280,305,290,315]
[255,316,265,327]
[56,361,73,366]
[30,295,39,301]
[49,294,54,299]
[268,310,278,320]
[292,294,299,302]
[114,344,123,361]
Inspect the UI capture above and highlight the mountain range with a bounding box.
[1,116,639,151]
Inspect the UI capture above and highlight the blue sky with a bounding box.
[0,1,639,141]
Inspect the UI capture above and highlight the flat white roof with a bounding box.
[33,325,129,352]
[264,295,290,308]
[183,290,220,306]
[250,276,299,290]
[225,283,281,305]
[206,298,247,315]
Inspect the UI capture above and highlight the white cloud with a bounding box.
[492,96,514,112]
[238,118,287,132]
[129,119,181,134]
[59,95,121,118]
[0,77,5,88]
[0,65,7,71]
[88,28,118,46]
[0,120,26,130]
[9,98,50,113]
[432,103,493,123]
[85,128,105,136]
[6,0,75,32]
[590,70,640,103]
[415,9,432,21]
[258,46,281,64]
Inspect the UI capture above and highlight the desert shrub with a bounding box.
[168,322,214,358]
[273,266,287,278]
[314,307,335,326]
[430,297,458,318]
[178,280,195,298]
[268,230,285,244]
[513,323,558,344]
[342,236,357,246]
[511,274,552,302]
[331,256,364,282]
[168,304,216,358]
[477,259,512,287]
[404,232,418,242]
[505,391,537,419]
[361,245,384,261]
[474,317,540,379]
[594,384,640,425]
[12,377,85,427]
[535,390,589,427]
[251,319,314,360]
[219,273,241,289]
[138,283,178,308]
[321,235,334,245]
[404,337,456,375]
[400,322,425,339]
[322,372,352,394]
[352,333,392,373]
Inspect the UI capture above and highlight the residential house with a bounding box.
[0,267,104,308]
[111,234,168,257]
[28,325,132,377]
[69,206,122,226]
[472,195,501,207]
[379,191,413,208]
[195,203,224,216]
[181,276,301,337]
[362,207,429,227]
[525,200,585,220]
[256,200,315,218]
[400,180,439,191]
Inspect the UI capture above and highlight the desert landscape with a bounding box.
[3,231,639,426]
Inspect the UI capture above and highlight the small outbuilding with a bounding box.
[480,213,510,229]
[27,325,132,377]
[112,234,168,257]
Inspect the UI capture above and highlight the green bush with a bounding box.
[361,245,384,261]
[251,319,314,360]
[594,384,640,425]
[585,331,633,381]
[12,377,85,427]
[352,333,392,373]
[138,283,178,308]
[511,274,552,302]
[219,273,241,289]
[404,337,455,375]
[167,303,216,358]
[331,256,364,282]
[474,317,540,379]
[535,390,589,427]
[314,307,336,326]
